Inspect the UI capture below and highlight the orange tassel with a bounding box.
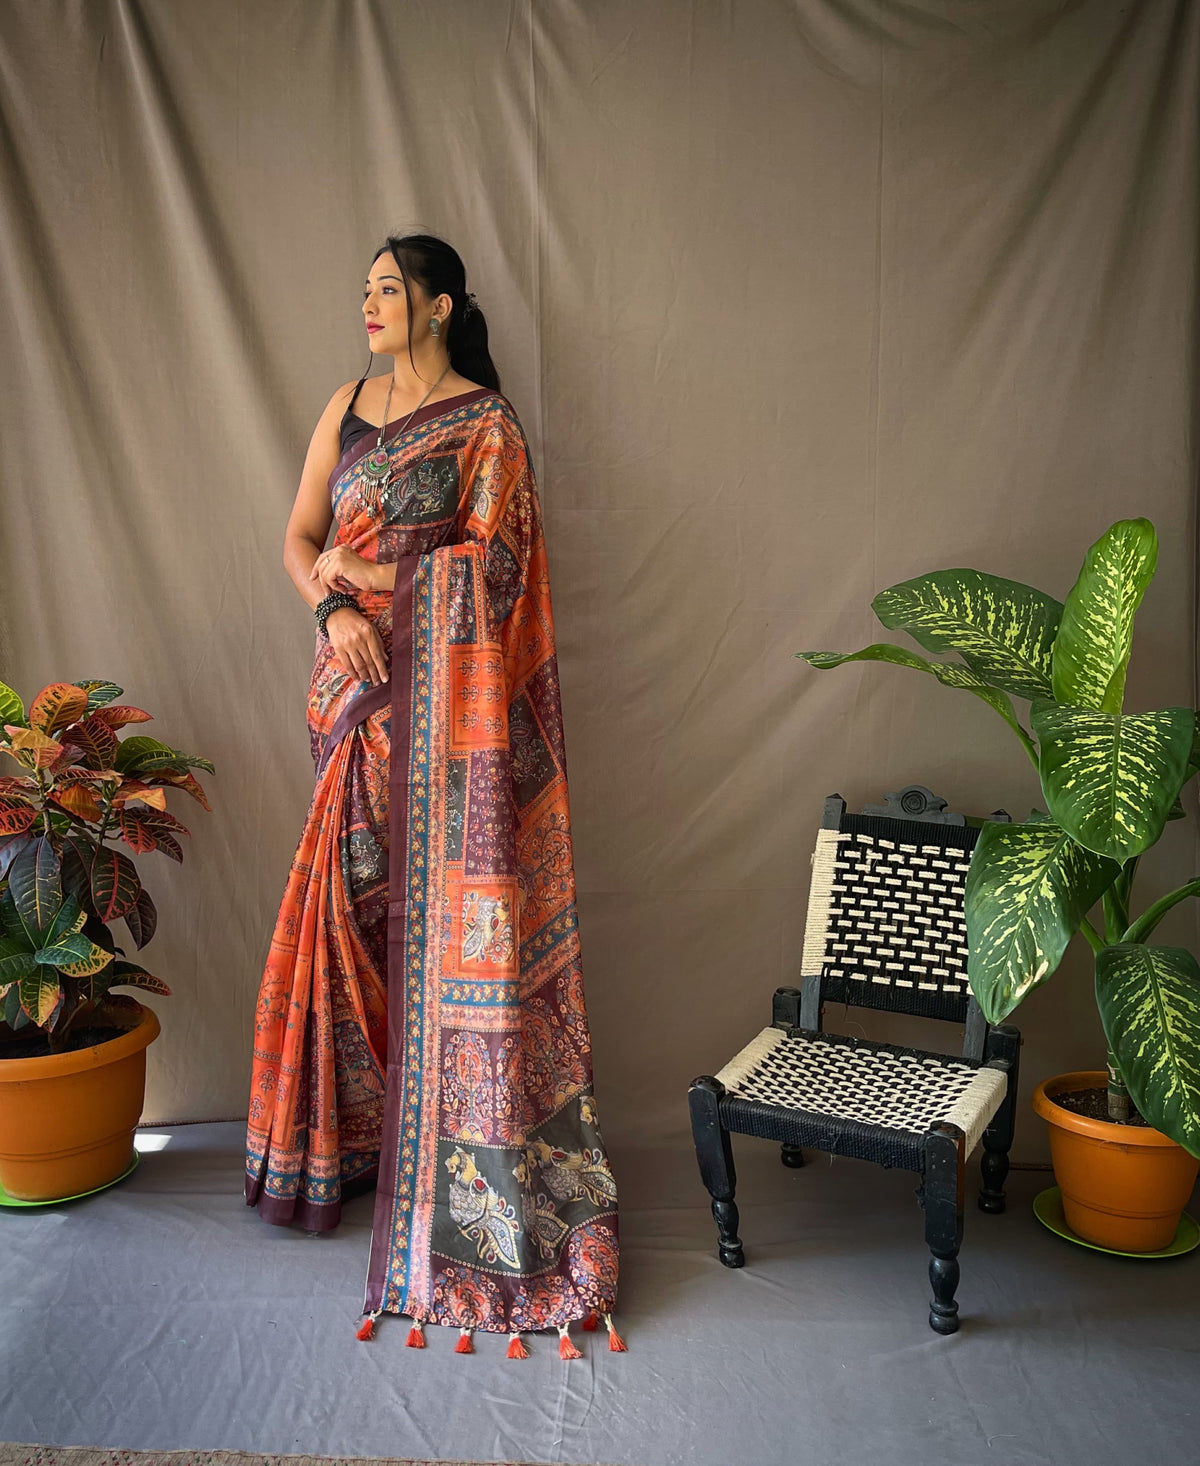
[558,1325,582,1360]
[604,1313,627,1352]
[455,1328,474,1354]
[581,1311,600,1331]
[506,1333,529,1359]
[355,1311,379,1340]
[406,1321,426,1349]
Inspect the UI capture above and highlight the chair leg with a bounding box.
[923,1123,965,1335]
[979,1025,1020,1214]
[780,1144,806,1168]
[688,1075,744,1268]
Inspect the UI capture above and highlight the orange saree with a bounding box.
[244,387,620,1350]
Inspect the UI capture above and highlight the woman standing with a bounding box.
[244,234,621,1357]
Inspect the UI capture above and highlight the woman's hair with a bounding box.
[354,232,501,395]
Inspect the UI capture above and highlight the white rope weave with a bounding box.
[715,1026,1007,1157]
[803,829,975,1001]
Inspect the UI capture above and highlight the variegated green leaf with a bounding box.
[8,834,62,934]
[115,736,182,774]
[1051,519,1157,715]
[44,893,87,946]
[965,819,1120,1024]
[72,680,124,713]
[1096,944,1200,1157]
[0,680,26,728]
[1032,700,1195,862]
[19,967,61,1026]
[795,643,1034,754]
[0,935,37,985]
[871,570,1063,701]
[34,932,92,967]
[36,932,113,978]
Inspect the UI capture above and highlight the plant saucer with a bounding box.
[1034,1185,1199,1258]
[0,1151,140,1208]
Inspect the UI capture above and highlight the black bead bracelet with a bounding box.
[314,590,358,636]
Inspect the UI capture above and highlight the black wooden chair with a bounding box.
[689,786,1021,1334]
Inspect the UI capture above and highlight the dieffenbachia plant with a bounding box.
[796,518,1200,1156]
[0,678,214,1050]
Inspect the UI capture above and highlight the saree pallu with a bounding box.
[245,388,619,1344]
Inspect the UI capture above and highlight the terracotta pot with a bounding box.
[1032,1069,1200,1252]
[0,1002,161,1202]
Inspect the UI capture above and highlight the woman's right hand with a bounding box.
[325,607,389,687]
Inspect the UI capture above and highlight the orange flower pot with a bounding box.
[1032,1070,1200,1252]
[0,1002,160,1203]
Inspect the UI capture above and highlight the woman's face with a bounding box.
[362,253,421,352]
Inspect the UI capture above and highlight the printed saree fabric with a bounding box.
[244,387,619,1341]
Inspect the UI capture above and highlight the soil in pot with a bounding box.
[1051,1085,1151,1127]
[0,1024,134,1061]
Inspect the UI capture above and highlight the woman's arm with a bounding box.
[282,382,390,685]
[283,381,358,609]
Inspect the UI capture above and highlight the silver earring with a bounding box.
[429,317,441,336]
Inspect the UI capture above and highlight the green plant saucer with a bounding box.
[0,1151,140,1208]
[1033,1185,1199,1258]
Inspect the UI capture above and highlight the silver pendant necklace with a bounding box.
[360,362,452,504]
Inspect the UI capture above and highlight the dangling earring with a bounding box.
[429,317,441,336]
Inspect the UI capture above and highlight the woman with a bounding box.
[244,234,621,1357]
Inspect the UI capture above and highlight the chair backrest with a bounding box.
[799,788,1009,1040]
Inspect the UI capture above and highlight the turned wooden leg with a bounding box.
[979,1025,1020,1215]
[688,1075,745,1268]
[923,1123,965,1334]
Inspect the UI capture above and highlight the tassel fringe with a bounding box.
[360,1311,615,1355]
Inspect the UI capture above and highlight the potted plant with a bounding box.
[0,677,213,1203]
[796,518,1200,1252]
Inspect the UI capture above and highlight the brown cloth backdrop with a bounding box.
[0,1,1196,1164]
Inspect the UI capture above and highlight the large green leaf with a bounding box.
[0,885,36,945]
[34,932,93,967]
[0,935,37,985]
[1032,700,1195,862]
[1051,519,1157,715]
[795,643,1034,754]
[1095,944,1200,1157]
[8,835,62,934]
[871,570,1063,701]
[115,736,182,775]
[965,819,1120,1024]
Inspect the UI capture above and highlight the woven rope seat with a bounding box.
[715,1027,1008,1170]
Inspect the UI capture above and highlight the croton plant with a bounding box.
[0,678,213,1051]
[797,518,1200,1157]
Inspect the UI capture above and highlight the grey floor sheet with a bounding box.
[2,1121,1196,1466]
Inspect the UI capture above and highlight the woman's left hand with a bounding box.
[310,546,381,595]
